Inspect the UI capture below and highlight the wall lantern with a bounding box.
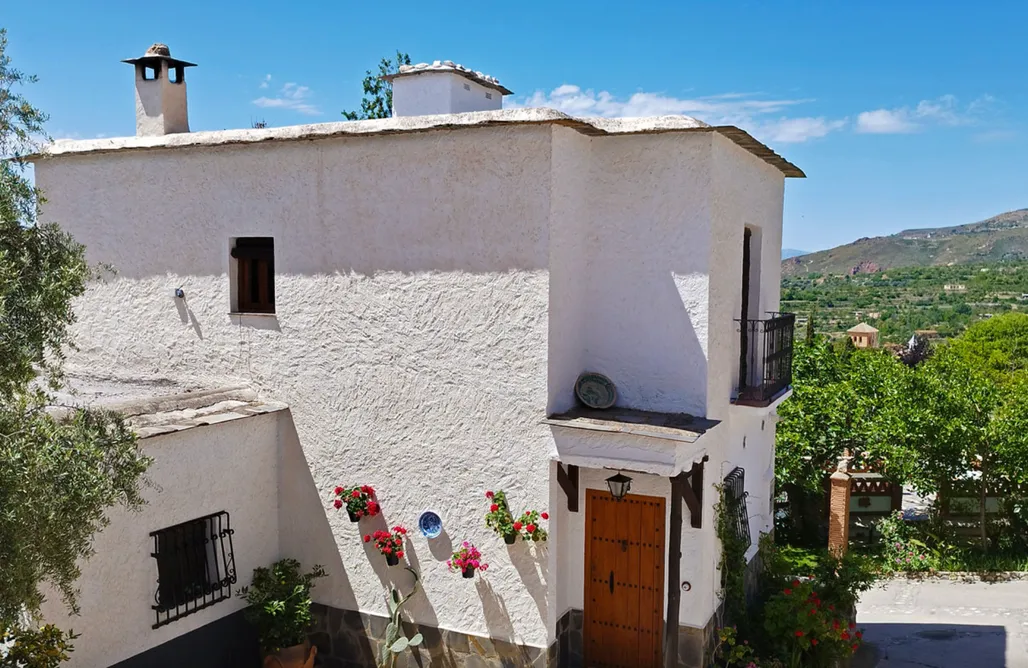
[606,472,633,501]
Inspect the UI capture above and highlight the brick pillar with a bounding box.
[828,458,852,557]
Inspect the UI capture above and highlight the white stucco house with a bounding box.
[33,44,802,668]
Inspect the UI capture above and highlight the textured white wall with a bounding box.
[35,126,557,647]
[41,413,281,668]
[133,61,189,136]
[391,72,502,116]
[33,122,789,649]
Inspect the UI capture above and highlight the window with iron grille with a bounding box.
[231,237,275,313]
[150,511,237,628]
[723,468,751,549]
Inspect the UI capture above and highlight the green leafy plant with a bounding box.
[877,511,933,572]
[341,51,411,120]
[238,559,327,654]
[0,29,151,627]
[514,509,548,542]
[715,484,749,627]
[378,567,424,668]
[0,624,77,668]
[331,484,380,519]
[484,490,515,539]
[763,580,863,668]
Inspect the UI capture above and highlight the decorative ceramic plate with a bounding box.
[418,510,443,538]
[575,372,617,409]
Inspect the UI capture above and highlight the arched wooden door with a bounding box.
[583,490,665,667]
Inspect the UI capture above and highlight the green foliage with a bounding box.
[0,29,151,628]
[762,580,862,668]
[378,568,423,668]
[783,261,1028,345]
[950,312,1028,381]
[875,511,933,572]
[484,490,515,537]
[238,559,327,655]
[714,485,749,626]
[0,624,77,667]
[711,536,877,668]
[341,51,411,120]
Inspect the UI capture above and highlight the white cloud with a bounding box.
[514,84,843,143]
[252,82,321,116]
[856,95,991,134]
[855,109,917,134]
[259,74,271,89]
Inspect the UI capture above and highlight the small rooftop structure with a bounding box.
[847,322,879,349]
[122,43,196,137]
[383,60,513,117]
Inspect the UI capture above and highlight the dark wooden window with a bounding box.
[232,237,275,313]
[151,512,236,628]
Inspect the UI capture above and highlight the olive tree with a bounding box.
[0,27,150,628]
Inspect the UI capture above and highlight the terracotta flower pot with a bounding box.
[263,640,317,668]
[503,533,517,545]
[462,566,475,579]
[385,553,399,566]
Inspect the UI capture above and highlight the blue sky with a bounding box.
[5,1,1026,251]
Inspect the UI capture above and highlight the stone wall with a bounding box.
[310,603,548,667]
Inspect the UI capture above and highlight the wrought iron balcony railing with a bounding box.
[735,312,796,406]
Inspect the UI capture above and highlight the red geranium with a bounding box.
[366,526,406,563]
[331,484,380,518]
[485,490,516,539]
[515,509,548,542]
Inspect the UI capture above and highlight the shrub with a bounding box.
[877,511,933,572]
[238,559,327,654]
[763,580,863,668]
[0,624,76,668]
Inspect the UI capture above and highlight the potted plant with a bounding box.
[332,484,380,522]
[365,526,408,566]
[514,509,549,542]
[484,490,518,543]
[238,558,327,668]
[448,542,488,578]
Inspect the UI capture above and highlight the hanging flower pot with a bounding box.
[484,490,517,543]
[331,484,380,522]
[515,510,549,542]
[449,542,488,578]
[365,526,407,566]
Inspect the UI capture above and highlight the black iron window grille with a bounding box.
[736,312,796,406]
[723,467,751,549]
[150,511,237,629]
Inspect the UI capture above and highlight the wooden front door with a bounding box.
[584,490,665,668]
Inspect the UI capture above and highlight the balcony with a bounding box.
[735,312,796,407]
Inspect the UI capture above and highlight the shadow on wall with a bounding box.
[858,622,1007,668]
[275,412,373,659]
[509,542,548,626]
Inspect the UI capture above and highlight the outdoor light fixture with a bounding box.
[606,472,632,501]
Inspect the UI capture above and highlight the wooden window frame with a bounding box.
[231,238,275,314]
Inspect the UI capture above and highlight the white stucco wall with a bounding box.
[41,413,281,668]
[33,119,792,651]
[35,126,557,648]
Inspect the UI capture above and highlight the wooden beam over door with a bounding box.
[557,462,579,512]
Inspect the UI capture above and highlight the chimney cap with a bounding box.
[123,43,197,68]
[382,60,511,96]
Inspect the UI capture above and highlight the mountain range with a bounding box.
[782,208,1028,276]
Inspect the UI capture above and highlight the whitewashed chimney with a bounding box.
[382,61,512,117]
[122,43,196,136]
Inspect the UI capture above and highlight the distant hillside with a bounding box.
[783,209,1028,276]
[782,248,809,260]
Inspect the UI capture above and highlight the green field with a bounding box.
[781,262,1028,344]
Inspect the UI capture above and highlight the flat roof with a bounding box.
[34,108,804,178]
[49,374,287,439]
[543,406,720,444]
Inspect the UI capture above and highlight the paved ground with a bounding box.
[857,578,1028,667]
